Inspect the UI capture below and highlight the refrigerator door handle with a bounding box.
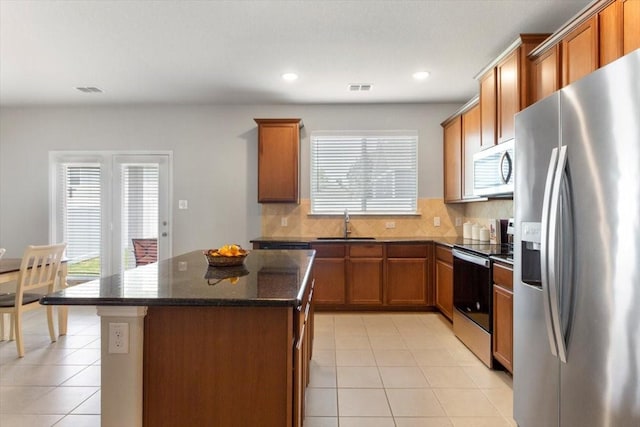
[548,145,569,363]
[541,147,560,357]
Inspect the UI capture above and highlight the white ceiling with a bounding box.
[0,0,593,106]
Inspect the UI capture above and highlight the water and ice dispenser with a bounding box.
[521,222,542,287]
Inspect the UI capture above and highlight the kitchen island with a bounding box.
[41,249,315,427]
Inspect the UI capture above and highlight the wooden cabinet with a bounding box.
[479,34,549,145]
[144,305,303,426]
[255,118,302,203]
[622,0,640,54]
[532,45,560,102]
[385,244,433,306]
[530,0,640,98]
[599,0,623,66]
[496,51,519,143]
[293,278,314,427]
[442,97,480,203]
[312,241,434,310]
[347,244,384,305]
[310,244,346,306]
[479,70,497,147]
[492,262,513,373]
[462,102,481,199]
[442,116,462,203]
[562,16,599,86]
[434,245,454,321]
[599,0,640,66]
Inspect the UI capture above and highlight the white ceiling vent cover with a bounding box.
[75,87,104,93]
[348,84,373,92]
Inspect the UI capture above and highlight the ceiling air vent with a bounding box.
[348,84,373,92]
[75,87,103,93]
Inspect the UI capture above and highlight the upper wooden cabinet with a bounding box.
[462,102,481,200]
[599,0,623,66]
[479,70,496,148]
[562,16,599,86]
[532,45,561,102]
[622,0,640,54]
[477,34,549,145]
[599,0,640,66]
[442,115,462,203]
[442,97,480,203]
[530,0,639,96]
[254,118,302,203]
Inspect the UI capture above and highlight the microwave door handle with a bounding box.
[548,145,569,363]
[541,147,560,357]
[499,151,513,184]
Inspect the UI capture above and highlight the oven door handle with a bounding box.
[452,249,490,268]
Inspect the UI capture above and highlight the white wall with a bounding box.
[0,103,460,258]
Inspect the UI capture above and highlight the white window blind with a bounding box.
[310,131,418,214]
[121,164,159,270]
[57,164,102,278]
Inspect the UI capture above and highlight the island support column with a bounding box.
[97,306,148,427]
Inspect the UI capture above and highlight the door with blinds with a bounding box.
[51,152,171,280]
[113,155,170,272]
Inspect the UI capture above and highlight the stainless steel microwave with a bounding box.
[473,139,514,197]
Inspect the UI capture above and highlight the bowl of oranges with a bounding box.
[204,244,249,267]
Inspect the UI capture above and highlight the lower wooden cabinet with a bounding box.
[312,242,433,310]
[492,262,514,373]
[311,244,346,306]
[348,258,384,305]
[435,245,454,321]
[293,279,314,427]
[386,244,432,306]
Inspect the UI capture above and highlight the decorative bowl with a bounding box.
[203,249,248,267]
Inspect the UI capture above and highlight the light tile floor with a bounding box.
[305,312,516,427]
[0,307,101,427]
[0,308,515,427]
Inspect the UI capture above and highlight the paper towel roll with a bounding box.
[463,222,473,239]
[472,224,480,240]
[479,227,490,242]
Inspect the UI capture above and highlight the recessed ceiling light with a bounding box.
[412,71,430,80]
[281,73,299,81]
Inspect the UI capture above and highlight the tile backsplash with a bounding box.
[261,198,469,237]
[463,199,513,229]
[261,198,513,238]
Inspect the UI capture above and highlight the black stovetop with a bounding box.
[453,242,513,257]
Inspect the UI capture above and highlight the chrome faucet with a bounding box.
[344,209,351,239]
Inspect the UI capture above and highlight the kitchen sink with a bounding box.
[316,236,376,240]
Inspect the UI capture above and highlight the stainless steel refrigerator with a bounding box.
[514,49,640,427]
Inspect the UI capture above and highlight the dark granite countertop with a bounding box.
[41,249,315,308]
[250,236,474,246]
[251,236,496,248]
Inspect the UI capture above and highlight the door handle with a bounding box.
[548,145,569,363]
[541,147,560,357]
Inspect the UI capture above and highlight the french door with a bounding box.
[50,152,172,280]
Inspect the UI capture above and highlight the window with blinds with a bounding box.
[57,164,102,278]
[310,131,418,214]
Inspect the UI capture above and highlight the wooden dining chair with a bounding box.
[0,243,66,357]
[132,238,158,266]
